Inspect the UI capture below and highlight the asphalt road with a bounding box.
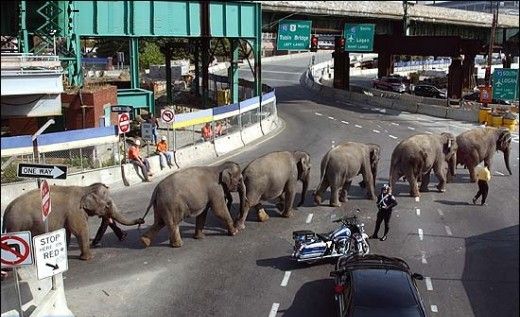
[2,51,518,317]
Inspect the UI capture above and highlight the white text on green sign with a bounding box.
[344,24,375,52]
[277,20,312,51]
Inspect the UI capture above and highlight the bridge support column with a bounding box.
[448,56,463,99]
[165,49,173,104]
[377,52,394,78]
[229,39,239,104]
[129,38,139,89]
[333,51,350,90]
[193,40,200,95]
[502,53,512,68]
[462,54,476,90]
[201,38,210,108]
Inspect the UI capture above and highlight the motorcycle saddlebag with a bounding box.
[293,230,316,242]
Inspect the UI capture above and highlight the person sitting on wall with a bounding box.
[156,135,174,170]
[128,139,152,182]
[201,122,213,141]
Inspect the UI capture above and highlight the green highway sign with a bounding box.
[343,23,375,52]
[492,68,519,100]
[277,20,312,51]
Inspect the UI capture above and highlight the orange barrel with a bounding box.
[490,113,503,127]
[479,107,492,123]
[502,117,517,132]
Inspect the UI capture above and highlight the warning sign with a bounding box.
[1,231,34,267]
[33,228,68,280]
[118,112,131,134]
[41,179,52,222]
[161,108,175,123]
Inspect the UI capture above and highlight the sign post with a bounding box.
[1,231,34,317]
[277,20,312,51]
[343,23,375,52]
[492,68,519,101]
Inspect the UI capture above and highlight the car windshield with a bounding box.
[351,269,420,309]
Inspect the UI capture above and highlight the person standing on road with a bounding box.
[128,139,152,182]
[472,165,491,206]
[91,217,126,248]
[371,184,398,241]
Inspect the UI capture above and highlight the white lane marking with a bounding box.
[415,197,420,202]
[496,171,505,176]
[389,135,398,139]
[418,229,424,241]
[425,277,433,290]
[407,126,416,130]
[431,305,438,313]
[262,70,302,75]
[306,213,314,224]
[341,120,349,125]
[280,271,292,287]
[445,225,453,236]
[416,208,421,216]
[355,124,363,129]
[315,112,323,116]
[425,131,433,134]
[269,303,280,317]
[331,214,336,220]
[437,209,444,217]
[421,251,428,264]
[391,122,399,126]
[372,129,380,133]
[328,116,335,120]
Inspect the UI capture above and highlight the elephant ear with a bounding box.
[220,168,232,189]
[441,133,455,154]
[369,145,380,163]
[81,192,106,216]
[497,129,512,150]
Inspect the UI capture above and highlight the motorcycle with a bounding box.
[292,211,370,262]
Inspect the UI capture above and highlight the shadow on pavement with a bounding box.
[256,255,336,272]
[278,278,336,317]
[435,199,472,206]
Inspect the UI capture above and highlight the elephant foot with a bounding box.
[365,193,376,200]
[436,184,446,192]
[339,195,348,203]
[140,236,152,248]
[234,220,246,230]
[419,187,429,193]
[329,202,341,207]
[193,232,205,239]
[170,240,183,248]
[276,202,285,212]
[410,191,420,198]
[313,194,322,206]
[282,210,295,218]
[79,252,94,261]
[258,209,270,222]
[227,227,238,236]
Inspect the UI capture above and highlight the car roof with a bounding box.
[350,269,424,317]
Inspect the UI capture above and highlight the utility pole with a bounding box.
[483,1,499,108]
[403,1,410,36]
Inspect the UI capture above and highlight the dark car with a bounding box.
[413,84,446,99]
[330,254,427,317]
[463,92,511,105]
[372,76,410,93]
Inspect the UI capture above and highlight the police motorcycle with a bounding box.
[292,210,370,262]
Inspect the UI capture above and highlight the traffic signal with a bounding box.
[310,35,318,52]
[335,37,345,51]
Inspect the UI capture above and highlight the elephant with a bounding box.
[235,151,311,230]
[314,142,380,207]
[389,132,457,197]
[456,127,512,182]
[2,183,144,260]
[140,161,244,248]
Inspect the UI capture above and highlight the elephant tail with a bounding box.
[318,151,332,188]
[139,186,158,228]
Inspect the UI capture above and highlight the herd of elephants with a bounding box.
[2,126,513,261]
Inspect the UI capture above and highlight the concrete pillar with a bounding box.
[201,38,210,108]
[502,53,512,68]
[193,40,200,95]
[165,50,173,104]
[447,56,463,99]
[333,50,346,90]
[129,38,139,89]
[377,53,394,78]
[462,54,476,89]
[230,39,239,104]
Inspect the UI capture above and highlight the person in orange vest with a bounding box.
[156,135,174,169]
[201,122,213,141]
[128,139,152,182]
[472,165,491,206]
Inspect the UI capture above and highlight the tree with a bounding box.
[139,41,164,69]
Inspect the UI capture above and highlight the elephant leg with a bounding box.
[330,184,341,207]
[140,214,165,247]
[433,163,446,192]
[66,229,72,247]
[210,195,238,236]
[313,179,329,206]
[468,164,477,182]
[419,171,430,192]
[282,185,296,217]
[166,218,183,248]
[256,203,270,222]
[405,169,420,197]
[339,181,351,203]
[361,165,376,200]
[276,193,285,212]
[194,206,209,239]
[76,228,93,261]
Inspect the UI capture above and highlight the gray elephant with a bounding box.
[456,127,512,182]
[314,142,380,207]
[235,151,311,230]
[140,161,244,248]
[2,183,143,260]
[390,132,457,197]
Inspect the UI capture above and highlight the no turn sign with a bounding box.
[1,232,34,267]
[41,180,52,222]
[118,112,131,134]
[161,108,175,123]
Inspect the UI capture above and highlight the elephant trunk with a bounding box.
[237,176,247,220]
[504,146,512,175]
[298,172,309,207]
[109,200,142,226]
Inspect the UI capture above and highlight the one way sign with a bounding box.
[17,163,67,180]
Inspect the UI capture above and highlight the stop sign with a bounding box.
[118,112,131,134]
[41,180,52,222]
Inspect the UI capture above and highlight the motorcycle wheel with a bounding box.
[362,240,370,255]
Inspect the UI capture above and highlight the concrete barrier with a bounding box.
[241,123,264,145]
[417,103,448,118]
[446,108,479,122]
[214,131,244,156]
[392,100,418,113]
[260,116,279,135]
[175,141,218,166]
